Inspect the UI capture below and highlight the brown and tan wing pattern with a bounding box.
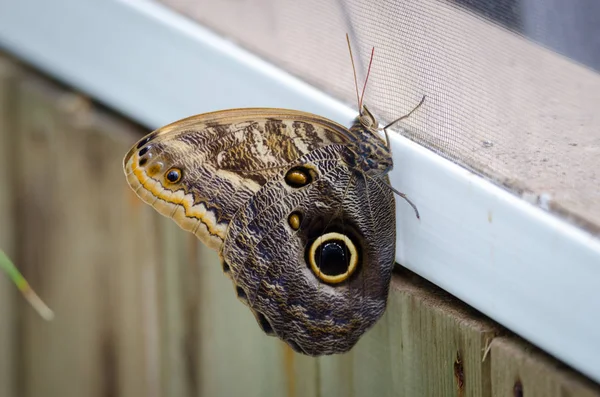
[223,144,396,355]
[123,109,351,250]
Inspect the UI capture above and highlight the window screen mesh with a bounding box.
[163,0,600,232]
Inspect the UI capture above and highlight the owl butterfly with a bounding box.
[123,35,424,355]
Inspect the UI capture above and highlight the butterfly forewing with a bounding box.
[124,109,352,250]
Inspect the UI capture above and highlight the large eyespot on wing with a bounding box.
[222,144,396,355]
[307,232,359,284]
[122,109,352,251]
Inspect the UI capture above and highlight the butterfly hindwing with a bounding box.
[223,144,396,355]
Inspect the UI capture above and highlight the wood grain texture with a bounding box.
[0,54,18,397]
[1,53,599,397]
[491,336,600,397]
[157,220,196,397]
[195,246,289,396]
[318,268,499,397]
[12,69,165,397]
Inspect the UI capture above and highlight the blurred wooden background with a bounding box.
[0,53,599,397]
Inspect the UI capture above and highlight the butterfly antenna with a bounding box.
[382,95,426,130]
[346,33,361,113]
[359,46,375,111]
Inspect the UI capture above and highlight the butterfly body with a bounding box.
[124,106,398,355]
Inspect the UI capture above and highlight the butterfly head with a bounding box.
[350,105,394,175]
[357,105,377,131]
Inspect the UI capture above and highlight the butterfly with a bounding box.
[123,35,423,355]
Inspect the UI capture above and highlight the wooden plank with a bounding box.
[15,72,100,397]
[319,268,499,397]
[88,112,164,397]
[189,241,320,397]
[195,246,288,396]
[3,52,600,397]
[0,54,18,397]
[12,70,165,397]
[157,220,196,397]
[491,336,600,397]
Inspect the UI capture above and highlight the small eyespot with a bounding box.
[308,232,358,284]
[147,162,163,176]
[136,134,155,149]
[236,286,248,302]
[288,212,302,230]
[222,261,231,273]
[138,146,150,156]
[139,158,147,166]
[165,168,183,183]
[285,166,314,188]
[255,311,275,335]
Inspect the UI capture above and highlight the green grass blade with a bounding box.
[0,249,54,321]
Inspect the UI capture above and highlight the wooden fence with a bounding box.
[0,53,598,397]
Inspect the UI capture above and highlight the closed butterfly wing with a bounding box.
[123,109,352,250]
[222,144,396,355]
[124,107,400,355]
[123,32,424,355]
